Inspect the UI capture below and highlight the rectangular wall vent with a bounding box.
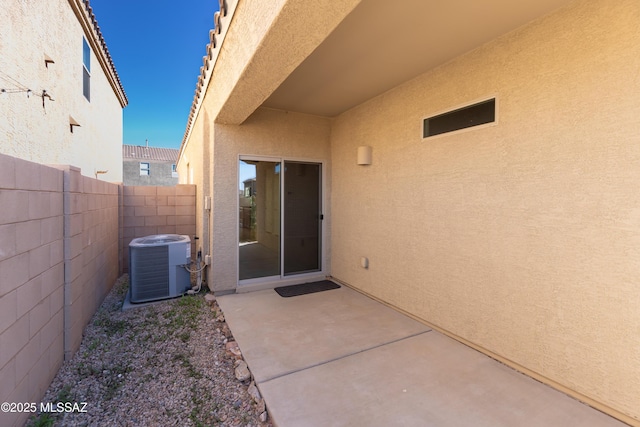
[423,98,495,138]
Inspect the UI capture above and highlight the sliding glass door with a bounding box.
[238,160,281,280]
[238,158,322,282]
[283,161,321,275]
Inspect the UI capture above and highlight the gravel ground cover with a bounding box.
[28,275,271,427]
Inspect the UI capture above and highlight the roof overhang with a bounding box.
[262,0,574,117]
[68,0,128,108]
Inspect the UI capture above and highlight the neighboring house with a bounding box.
[178,0,639,424]
[122,143,179,186]
[0,0,127,182]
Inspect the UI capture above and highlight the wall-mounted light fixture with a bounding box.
[357,146,372,165]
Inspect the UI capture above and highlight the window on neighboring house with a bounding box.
[140,162,150,176]
[82,38,91,101]
[171,164,178,178]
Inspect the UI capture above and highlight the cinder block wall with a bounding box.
[120,185,197,272]
[0,153,196,427]
[0,154,65,427]
[0,154,121,427]
[62,167,120,358]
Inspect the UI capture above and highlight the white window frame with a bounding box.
[140,162,150,176]
[82,37,91,101]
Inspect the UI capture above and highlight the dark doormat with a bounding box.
[275,280,340,297]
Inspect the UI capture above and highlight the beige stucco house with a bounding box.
[178,0,640,424]
[0,0,128,182]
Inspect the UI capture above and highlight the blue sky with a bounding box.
[90,0,219,149]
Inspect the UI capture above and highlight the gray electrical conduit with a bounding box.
[183,250,206,294]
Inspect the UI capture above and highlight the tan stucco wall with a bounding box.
[0,0,124,182]
[211,108,332,292]
[178,106,212,266]
[178,0,360,286]
[330,0,639,421]
[203,0,361,125]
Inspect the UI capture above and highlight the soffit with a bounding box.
[262,0,573,117]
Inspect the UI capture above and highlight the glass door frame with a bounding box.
[237,155,327,291]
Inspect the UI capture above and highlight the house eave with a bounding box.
[68,0,128,108]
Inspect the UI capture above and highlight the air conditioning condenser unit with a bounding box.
[129,234,191,303]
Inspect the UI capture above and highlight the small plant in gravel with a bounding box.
[26,413,56,427]
[87,338,100,351]
[56,385,73,403]
[103,375,125,400]
[95,316,130,336]
[188,384,207,426]
[27,384,74,426]
[76,362,100,379]
[179,330,191,343]
[168,296,203,327]
[174,351,203,380]
[114,278,129,296]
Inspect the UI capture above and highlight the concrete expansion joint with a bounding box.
[257,329,433,385]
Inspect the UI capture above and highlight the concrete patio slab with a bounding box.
[259,332,623,427]
[218,285,625,427]
[218,285,430,382]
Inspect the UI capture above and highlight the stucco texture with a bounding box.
[211,108,331,292]
[123,161,178,187]
[0,0,124,182]
[330,0,640,421]
[179,105,213,269]
[179,0,358,291]
[212,0,361,125]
